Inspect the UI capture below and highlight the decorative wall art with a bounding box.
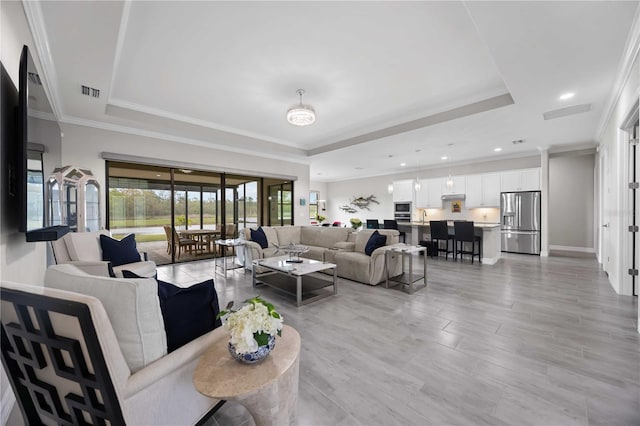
[339,205,357,213]
[451,201,462,213]
[350,195,379,210]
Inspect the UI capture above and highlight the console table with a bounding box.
[193,325,301,426]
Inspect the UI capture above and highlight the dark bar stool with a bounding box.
[430,220,455,260]
[366,219,380,229]
[383,219,406,243]
[453,221,482,264]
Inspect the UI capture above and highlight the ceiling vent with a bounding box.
[81,85,100,98]
[543,104,591,120]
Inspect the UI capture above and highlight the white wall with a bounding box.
[59,123,311,227]
[548,151,595,250]
[0,1,56,422]
[599,51,639,297]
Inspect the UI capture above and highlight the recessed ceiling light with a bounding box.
[179,169,193,174]
[400,163,406,167]
[494,147,502,152]
[156,174,161,177]
[559,92,575,100]
[441,156,448,160]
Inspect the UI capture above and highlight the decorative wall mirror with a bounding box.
[47,166,101,232]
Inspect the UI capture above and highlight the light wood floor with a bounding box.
[155,252,639,426]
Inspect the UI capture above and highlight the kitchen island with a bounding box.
[398,222,501,265]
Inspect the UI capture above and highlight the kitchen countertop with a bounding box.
[398,221,501,229]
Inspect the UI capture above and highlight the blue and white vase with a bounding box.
[228,334,276,364]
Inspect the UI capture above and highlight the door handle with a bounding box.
[602,223,609,228]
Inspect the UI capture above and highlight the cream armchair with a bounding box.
[1,266,226,425]
[50,230,156,278]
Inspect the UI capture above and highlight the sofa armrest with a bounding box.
[123,327,226,397]
[63,260,114,277]
[243,240,264,260]
[333,241,355,251]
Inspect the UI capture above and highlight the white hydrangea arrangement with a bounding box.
[218,297,283,354]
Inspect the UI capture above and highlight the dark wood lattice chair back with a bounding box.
[1,287,125,425]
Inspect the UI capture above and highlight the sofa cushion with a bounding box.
[100,234,141,267]
[316,227,351,248]
[250,227,269,249]
[303,246,325,262]
[65,231,108,261]
[365,231,387,256]
[354,231,372,254]
[262,227,279,247]
[275,226,301,245]
[157,279,222,353]
[300,227,319,246]
[44,264,167,373]
[115,261,157,278]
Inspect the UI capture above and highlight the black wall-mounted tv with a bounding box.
[17,45,69,241]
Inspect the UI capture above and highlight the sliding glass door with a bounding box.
[107,162,271,265]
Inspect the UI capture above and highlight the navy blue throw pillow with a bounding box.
[250,227,269,249]
[99,234,140,267]
[157,279,222,353]
[364,230,387,256]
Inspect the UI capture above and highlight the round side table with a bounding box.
[193,325,301,426]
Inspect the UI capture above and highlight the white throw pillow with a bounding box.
[65,230,109,262]
[44,264,167,373]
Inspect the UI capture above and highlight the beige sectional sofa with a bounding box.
[240,226,402,285]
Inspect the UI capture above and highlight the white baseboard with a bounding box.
[549,245,596,253]
[540,250,549,257]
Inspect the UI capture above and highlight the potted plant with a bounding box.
[350,218,362,230]
[315,213,326,223]
[217,297,283,364]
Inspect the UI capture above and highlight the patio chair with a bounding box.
[164,226,197,259]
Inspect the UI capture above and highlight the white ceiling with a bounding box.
[30,1,639,181]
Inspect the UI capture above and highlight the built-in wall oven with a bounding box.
[394,202,412,222]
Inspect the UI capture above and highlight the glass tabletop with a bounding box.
[254,256,336,276]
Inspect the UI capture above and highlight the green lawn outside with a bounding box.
[110,216,218,228]
[112,233,165,243]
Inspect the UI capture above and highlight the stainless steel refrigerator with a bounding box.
[500,191,541,255]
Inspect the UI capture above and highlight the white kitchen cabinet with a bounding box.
[482,173,501,206]
[415,178,442,208]
[415,179,429,207]
[392,180,414,202]
[427,179,443,207]
[520,168,540,191]
[500,168,540,192]
[465,173,500,208]
[465,175,482,207]
[441,176,466,195]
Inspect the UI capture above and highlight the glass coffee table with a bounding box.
[252,256,337,307]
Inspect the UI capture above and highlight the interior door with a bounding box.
[601,148,611,275]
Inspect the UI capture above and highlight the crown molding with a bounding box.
[21,0,63,120]
[596,5,640,141]
[59,115,311,165]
